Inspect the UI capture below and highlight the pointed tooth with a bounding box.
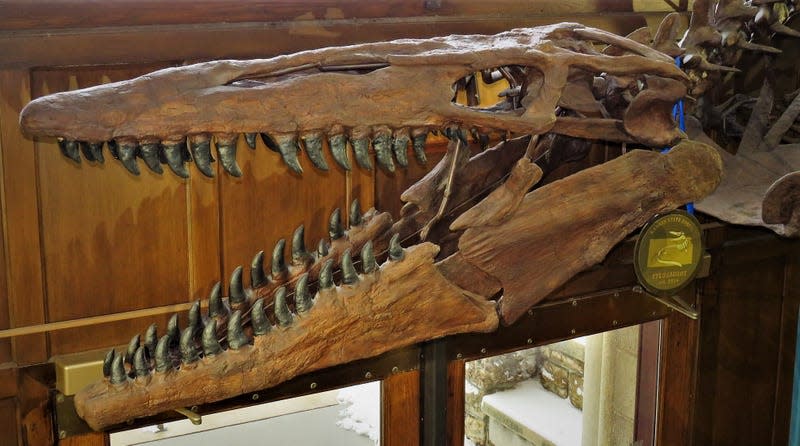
[110,355,127,385]
[227,310,248,350]
[341,249,358,285]
[180,327,200,364]
[274,287,293,327]
[295,273,312,313]
[166,314,180,349]
[251,298,271,336]
[125,334,141,366]
[188,300,203,336]
[292,225,308,264]
[189,134,214,177]
[162,141,190,178]
[351,135,373,170]
[349,199,362,227]
[392,129,410,168]
[79,141,96,162]
[216,133,242,177]
[58,138,81,163]
[302,133,328,170]
[88,142,105,163]
[102,349,116,378]
[133,346,150,378]
[140,142,164,174]
[208,282,224,317]
[361,241,377,274]
[201,320,223,356]
[144,323,158,356]
[412,131,428,164]
[107,139,120,160]
[389,233,404,261]
[244,133,257,149]
[250,251,266,288]
[276,134,303,174]
[154,335,172,372]
[271,239,287,277]
[329,208,344,240]
[317,238,329,258]
[373,130,395,172]
[319,259,335,290]
[229,266,245,305]
[328,134,351,170]
[260,133,280,152]
[117,140,140,175]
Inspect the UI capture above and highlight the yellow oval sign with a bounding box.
[634,211,703,296]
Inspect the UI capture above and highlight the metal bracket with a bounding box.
[173,407,202,425]
[635,287,699,320]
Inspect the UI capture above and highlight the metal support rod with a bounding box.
[173,407,202,425]
[421,338,448,446]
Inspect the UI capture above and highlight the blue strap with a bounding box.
[662,56,694,214]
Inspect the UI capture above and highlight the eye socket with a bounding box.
[451,66,541,112]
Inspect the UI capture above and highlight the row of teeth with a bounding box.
[56,126,492,178]
[104,234,403,382]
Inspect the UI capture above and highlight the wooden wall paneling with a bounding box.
[446,360,465,446]
[30,66,196,355]
[218,139,347,290]
[0,397,18,446]
[0,14,658,69]
[0,87,9,365]
[382,370,421,446]
[771,253,800,445]
[58,433,106,446]
[18,365,54,446]
[0,69,48,365]
[0,0,691,32]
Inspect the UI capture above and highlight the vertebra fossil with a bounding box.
[20,22,730,430]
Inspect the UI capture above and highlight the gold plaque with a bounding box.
[634,211,703,296]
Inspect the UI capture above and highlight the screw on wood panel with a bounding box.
[527,338,533,344]
[651,311,657,316]
[365,371,373,379]
[613,320,619,326]
[480,348,487,354]
[310,382,317,389]
[456,353,463,359]
[59,431,67,440]
[613,291,620,297]
[392,366,399,374]
[56,394,65,404]
[191,406,198,413]
[528,309,533,315]
[570,329,576,335]
[252,394,260,401]
[571,299,578,306]
[424,0,442,9]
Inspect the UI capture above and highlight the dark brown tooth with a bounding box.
[411,128,428,164]
[188,134,214,177]
[208,282,225,318]
[229,266,246,306]
[244,133,258,150]
[162,139,190,178]
[301,133,328,170]
[133,346,150,378]
[107,139,120,160]
[140,141,164,174]
[215,133,242,177]
[202,320,223,356]
[329,208,344,240]
[273,287,293,327]
[144,323,158,356]
[292,225,311,265]
[102,349,116,378]
[251,298,271,336]
[392,128,410,168]
[271,239,287,278]
[154,335,172,372]
[117,139,141,175]
[372,127,395,172]
[341,249,358,284]
[78,141,96,162]
[250,251,266,288]
[349,199,362,227]
[328,133,351,170]
[295,273,312,313]
[110,355,127,385]
[317,238,330,258]
[86,142,105,163]
[361,241,377,274]
[58,137,81,163]
[227,310,249,350]
[319,259,334,289]
[260,133,280,152]
[180,327,200,364]
[350,128,373,170]
[276,134,303,174]
[187,300,204,337]
[125,334,141,367]
[389,233,404,261]
[166,314,180,350]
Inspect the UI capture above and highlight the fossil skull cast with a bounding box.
[19,23,723,431]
